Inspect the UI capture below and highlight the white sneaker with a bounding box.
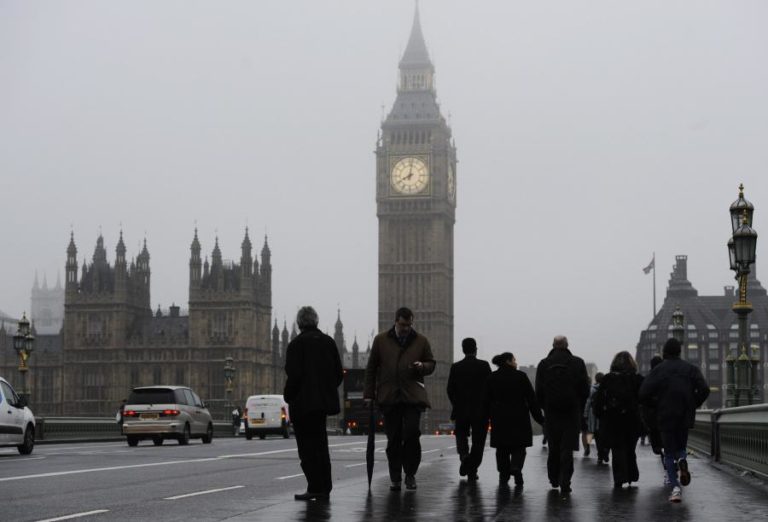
[668,486,682,503]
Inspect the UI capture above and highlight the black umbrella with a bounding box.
[366,399,376,489]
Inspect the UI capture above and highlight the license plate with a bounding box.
[251,419,265,424]
[141,413,159,420]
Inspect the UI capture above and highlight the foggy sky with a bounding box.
[1,1,767,370]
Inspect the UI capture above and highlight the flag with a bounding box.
[642,257,655,274]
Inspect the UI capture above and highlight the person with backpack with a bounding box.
[535,335,590,495]
[639,338,709,503]
[593,351,644,489]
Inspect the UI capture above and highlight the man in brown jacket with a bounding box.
[364,307,436,491]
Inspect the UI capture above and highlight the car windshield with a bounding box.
[128,389,176,404]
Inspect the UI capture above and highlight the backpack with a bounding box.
[542,362,574,412]
[600,373,636,417]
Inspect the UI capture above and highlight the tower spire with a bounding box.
[400,1,431,68]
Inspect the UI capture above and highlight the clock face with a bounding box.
[391,157,429,195]
[447,164,456,201]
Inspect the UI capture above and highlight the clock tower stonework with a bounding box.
[376,6,456,428]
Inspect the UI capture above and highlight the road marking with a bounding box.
[219,440,377,459]
[35,509,109,521]
[276,473,304,480]
[0,455,46,461]
[164,485,244,500]
[423,448,442,454]
[0,457,220,483]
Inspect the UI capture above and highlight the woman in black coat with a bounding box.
[593,351,644,489]
[486,352,544,486]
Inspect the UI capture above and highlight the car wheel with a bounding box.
[202,423,213,444]
[17,425,34,455]
[178,424,190,445]
[259,433,266,440]
[152,436,164,446]
[127,436,139,447]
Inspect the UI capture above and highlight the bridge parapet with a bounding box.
[691,404,768,480]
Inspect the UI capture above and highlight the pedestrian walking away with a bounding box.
[231,407,241,436]
[116,399,127,435]
[535,335,590,495]
[446,337,492,481]
[640,354,666,482]
[639,338,709,503]
[583,373,608,464]
[486,352,544,487]
[283,306,344,501]
[364,307,436,492]
[593,351,644,489]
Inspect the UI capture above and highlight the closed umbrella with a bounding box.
[366,399,376,489]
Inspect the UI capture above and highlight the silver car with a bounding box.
[122,386,213,446]
[0,377,35,455]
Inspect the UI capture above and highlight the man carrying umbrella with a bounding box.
[364,307,436,492]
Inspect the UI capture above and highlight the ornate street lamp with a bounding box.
[727,184,759,407]
[671,305,685,345]
[223,356,236,416]
[12,313,35,405]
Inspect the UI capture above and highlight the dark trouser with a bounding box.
[610,434,640,485]
[496,446,526,478]
[454,417,488,473]
[595,427,609,461]
[292,411,332,494]
[545,416,578,488]
[661,429,689,488]
[383,404,422,482]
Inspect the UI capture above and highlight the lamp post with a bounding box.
[12,313,35,405]
[727,184,758,407]
[223,356,236,418]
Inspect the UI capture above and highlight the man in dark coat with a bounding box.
[446,337,492,481]
[639,338,709,503]
[535,335,590,495]
[364,307,436,492]
[284,306,344,501]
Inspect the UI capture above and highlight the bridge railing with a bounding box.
[691,404,768,480]
[34,418,237,443]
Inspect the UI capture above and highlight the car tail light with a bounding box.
[434,430,439,435]
[377,420,384,426]
[124,410,138,417]
[160,409,180,417]
[280,407,286,420]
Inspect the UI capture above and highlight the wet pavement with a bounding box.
[241,436,768,521]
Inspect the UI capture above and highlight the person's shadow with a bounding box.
[453,480,486,521]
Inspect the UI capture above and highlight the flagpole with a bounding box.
[652,252,656,318]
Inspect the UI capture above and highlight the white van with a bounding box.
[244,394,290,440]
[0,377,35,455]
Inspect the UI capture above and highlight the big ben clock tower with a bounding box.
[376,5,456,427]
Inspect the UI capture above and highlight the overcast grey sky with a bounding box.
[1,1,767,369]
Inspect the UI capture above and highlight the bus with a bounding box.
[342,368,384,435]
